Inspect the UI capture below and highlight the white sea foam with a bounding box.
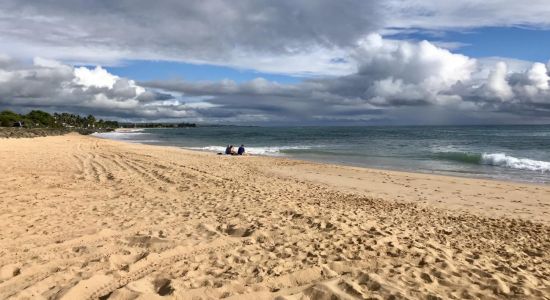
[123,139,160,143]
[92,130,150,140]
[116,128,146,133]
[189,145,312,156]
[481,153,550,173]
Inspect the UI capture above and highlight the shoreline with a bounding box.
[188,143,550,224]
[9,133,550,223]
[97,127,550,186]
[1,134,548,299]
[96,131,550,187]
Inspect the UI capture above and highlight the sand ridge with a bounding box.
[0,134,548,299]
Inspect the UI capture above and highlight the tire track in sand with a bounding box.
[76,238,243,300]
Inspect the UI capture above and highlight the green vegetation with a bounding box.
[52,112,119,129]
[0,110,21,127]
[0,110,119,129]
[1,109,197,129]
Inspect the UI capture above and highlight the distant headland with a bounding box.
[0,109,196,138]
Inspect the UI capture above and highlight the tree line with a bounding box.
[0,110,119,129]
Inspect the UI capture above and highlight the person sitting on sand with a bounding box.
[225,145,231,155]
[230,145,238,155]
[238,144,245,155]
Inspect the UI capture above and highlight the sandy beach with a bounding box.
[0,134,548,299]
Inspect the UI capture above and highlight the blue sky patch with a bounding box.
[388,26,550,62]
[105,60,302,84]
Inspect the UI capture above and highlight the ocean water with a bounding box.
[94,125,550,183]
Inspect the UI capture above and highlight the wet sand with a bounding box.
[0,134,548,299]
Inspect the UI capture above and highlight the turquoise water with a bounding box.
[95,125,550,183]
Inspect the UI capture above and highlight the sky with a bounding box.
[1,0,550,125]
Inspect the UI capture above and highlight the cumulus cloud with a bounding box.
[142,35,550,124]
[455,59,550,114]
[350,34,476,105]
[1,35,550,124]
[527,63,550,90]
[0,57,187,120]
[487,62,513,100]
[73,66,121,89]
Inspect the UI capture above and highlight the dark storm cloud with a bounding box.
[0,0,383,75]
[3,1,550,68]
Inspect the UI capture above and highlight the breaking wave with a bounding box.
[189,145,314,156]
[481,153,550,173]
[434,151,550,173]
[92,128,155,143]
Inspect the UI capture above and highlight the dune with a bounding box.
[0,134,548,299]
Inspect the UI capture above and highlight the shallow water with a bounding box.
[94,125,550,183]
